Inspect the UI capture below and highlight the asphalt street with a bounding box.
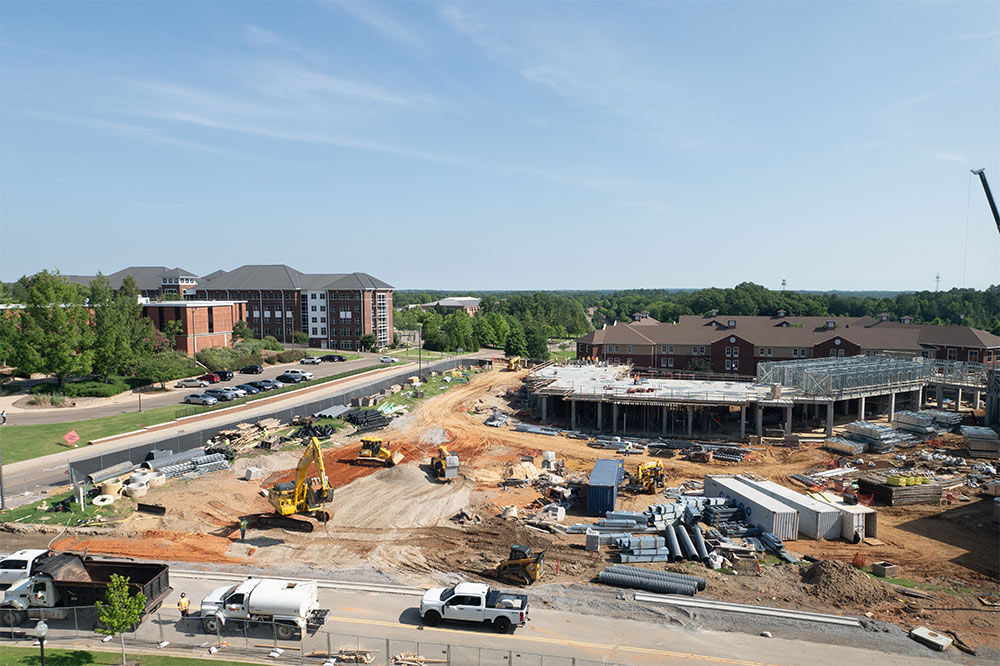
[0,570,954,666]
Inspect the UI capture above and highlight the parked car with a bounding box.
[241,365,263,374]
[301,356,321,365]
[321,355,347,362]
[275,373,304,384]
[227,386,248,398]
[204,388,238,401]
[379,356,398,363]
[250,380,278,391]
[215,370,235,381]
[184,393,218,406]
[176,378,209,389]
[0,550,52,590]
[200,373,221,384]
[236,383,259,395]
[283,369,314,380]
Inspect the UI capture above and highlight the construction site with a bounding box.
[6,358,999,656]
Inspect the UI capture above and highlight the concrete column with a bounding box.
[784,406,792,436]
[541,396,548,423]
[974,391,981,410]
[687,406,694,437]
[936,385,943,407]
[858,396,866,420]
[662,406,668,436]
[826,402,834,437]
[914,388,921,410]
[613,403,619,434]
[740,405,746,439]
[570,400,577,430]
[597,402,603,432]
[957,388,962,411]
[755,405,763,436]
[888,392,896,422]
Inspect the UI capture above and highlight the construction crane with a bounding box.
[258,437,334,533]
[354,436,404,467]
[971,169,1000,235]
[494,545,545,585]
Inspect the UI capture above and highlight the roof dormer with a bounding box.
[900,315,913,325]
[709,309,719,317]
[727,319,736,328]
[826,320,836,329]
[777,309,787,318]
[878,312,890,322]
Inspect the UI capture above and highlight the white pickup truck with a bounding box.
[199,578,329,640]
[419,582,528,634]
[0,550,52,590]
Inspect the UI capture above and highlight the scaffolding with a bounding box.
[756,356,932,398]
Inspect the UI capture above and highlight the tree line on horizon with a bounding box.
[394,283,1000,336]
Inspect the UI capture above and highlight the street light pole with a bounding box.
[35,620,47,666]
[418,324,422,378]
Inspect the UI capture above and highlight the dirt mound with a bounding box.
[801,560,894,608]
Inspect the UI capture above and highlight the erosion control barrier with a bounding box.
[67,358,471,489]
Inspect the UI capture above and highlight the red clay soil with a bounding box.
[52,530,240,563]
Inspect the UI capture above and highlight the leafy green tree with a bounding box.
[95,573,146,666]
[485,312,510,347]
[0,310,17,367]
[292,331,308,344]
[473,314,497,347]
[504,321,528,357]
[163,319,184,348]
[524,323,549,360]
[442,311,477,352]
[232,319,252,342]
[360,333,377,351]
[15,271,95,387]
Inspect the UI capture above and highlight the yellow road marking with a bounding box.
[325,615,779,666]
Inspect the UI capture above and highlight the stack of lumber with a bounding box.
[390,653,446,665]
[857,475,944,506]
[961,426,1000,458]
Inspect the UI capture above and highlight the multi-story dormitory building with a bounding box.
[64,264,394,352]
[576,310,1000,377]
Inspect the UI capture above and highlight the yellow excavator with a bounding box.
[431,445,457,480]
[506,356,523,371]
[258,437,334,533]
[495,545,545,585]
[626,461,665,495]
[354,436,404,467]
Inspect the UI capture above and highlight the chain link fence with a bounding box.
[1,606,621,665]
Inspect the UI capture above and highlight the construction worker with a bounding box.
[177,593,190,617]
[239,518,248,541]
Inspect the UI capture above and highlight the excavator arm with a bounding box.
[971,169,1000,236]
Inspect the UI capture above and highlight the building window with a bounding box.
[667,358,674,368]
[792,348,798,358]
[661,345,667,354]
[725,347,732,357]
[311,305,317,312]
[968,350,979,362]
[838,349,845,357]
[921,351,930,358]
[800,348,807,357]
[766,348,773,357]
[661,358,667,367]
[311,317,317,323]
[732,359,738,370]
[626,345,632,354]
[947,348,957,360]
[207,307,214,333]
[830,350,837,357]
[732,347,739,357]
[626,357,632,364]
[725,360,732,370]
[759,347,766,356]
[668,345,674,354]
[310,293,317,300]
[320,317,326,323]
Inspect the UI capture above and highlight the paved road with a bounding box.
[0,570,951,666]
[0,351,496,507]
[0,353,395,426]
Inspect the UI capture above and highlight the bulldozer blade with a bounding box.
[390,451,404,466]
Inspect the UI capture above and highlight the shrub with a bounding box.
[276,350,305,363]
[262,336,284,351]
[292,331,308,344]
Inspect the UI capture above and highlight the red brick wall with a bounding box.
[710,335,754,373]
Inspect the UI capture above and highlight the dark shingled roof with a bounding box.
[63,266,196,291]
[197,265,393,291]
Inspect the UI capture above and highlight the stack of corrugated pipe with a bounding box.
[670,524,711,563]
[597,565,706,596]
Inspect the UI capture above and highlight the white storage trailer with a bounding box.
[735,476,841,540]
[702,475,799,541]
[810,494,878,541]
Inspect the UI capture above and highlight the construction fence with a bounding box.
[66,358,475,487]
[1,606,620,666]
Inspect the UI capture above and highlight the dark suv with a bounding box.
[322,355,347,362]
[215,370,234,381]
[241,365,263,374]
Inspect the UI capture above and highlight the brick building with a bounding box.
[65,266,199,300]
[142,301,247,355]
[576,312,1000,376]
[194,265,393,350]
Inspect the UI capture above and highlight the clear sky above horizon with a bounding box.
[2,1,998,292]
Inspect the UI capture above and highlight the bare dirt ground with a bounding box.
[46,367,1000,650]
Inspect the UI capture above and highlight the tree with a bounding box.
[15,271,95,387]
[163,319,184,349]
[292,331,308,344]
[95,573,146,666]
[524,323,549,360]
[360,333,377,352]
[232,320,252,342]
[392,332,400,347]
[442,311,477,352]
[485,313,510,347]
[472,315,497,347]
[504,321,528,357]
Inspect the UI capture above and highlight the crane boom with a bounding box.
[971,168,1000,235]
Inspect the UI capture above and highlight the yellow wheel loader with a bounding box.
[258,436,334,532]
[353,436,404,467]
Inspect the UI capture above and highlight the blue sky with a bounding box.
[2,1,998,291]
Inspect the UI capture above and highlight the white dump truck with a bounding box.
[419,582,528,634]
[198,578,329,640]
[0,549,52,590]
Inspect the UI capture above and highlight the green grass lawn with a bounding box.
[0,646,264,666]
[549,349,576,362]
[0,490,131,525]
[0,364,393,466]
[387,348,456,360]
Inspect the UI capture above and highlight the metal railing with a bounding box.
[2,606,623,666]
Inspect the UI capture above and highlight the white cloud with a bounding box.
[330,1,423,47]
[929,151,967,163]
[959,28,1000,40]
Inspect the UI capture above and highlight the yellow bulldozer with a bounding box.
[354,436,404,467]
[495,545,545,585]
[625,460,665,495]
[431,445,458,480]
[258,436,334,533]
